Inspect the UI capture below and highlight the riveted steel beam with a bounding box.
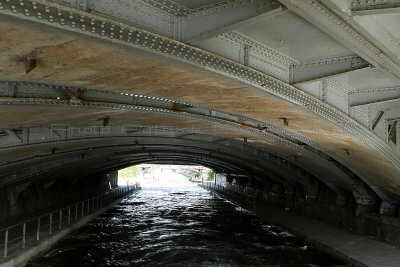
[0,90,357,190]
[0,128,349,193]
[385,108,400,121]
[3,129,23,143]
[49,0,176,37]
[350,0,400,15]
[0,139,304,190]
[372,110,385,130]
[290,55,370,85]
[184,0,285,44]
[70,0,87,12]
[397,122,400,155]
[199,31,295,82]
[0,79,388,198]
[349,86,400,107]
[278,0,400,80]
[0,1,398,199]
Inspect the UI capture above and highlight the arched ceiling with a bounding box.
[0,0,399,204]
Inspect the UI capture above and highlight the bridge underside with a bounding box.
[0,0,400,223]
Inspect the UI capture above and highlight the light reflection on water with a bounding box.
[26,170,342,266]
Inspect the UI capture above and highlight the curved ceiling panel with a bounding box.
[0,0,399,205]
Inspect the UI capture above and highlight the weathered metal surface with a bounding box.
[0,0,399,203]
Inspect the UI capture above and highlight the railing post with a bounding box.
[75,204,78,221]
[81,202,84,217]
[4,228,8,257]
[87,199,90,214]
[36,217,40,241]
[22,222,26,248]
[49,213,52,235]
[59,210,62,230]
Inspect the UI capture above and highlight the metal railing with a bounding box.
[0,182,140,259]
[202,182,255,207]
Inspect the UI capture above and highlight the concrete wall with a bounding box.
[0,170,118,225]
[216,176,400,247]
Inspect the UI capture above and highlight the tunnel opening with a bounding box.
[117,164,216,188]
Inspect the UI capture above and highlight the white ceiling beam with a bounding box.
[349,86,400,107]
[385,108,400,121]
[184,0,286,44]
[278,0,400,80]
[350,0,400,15]
[291,55,370,85]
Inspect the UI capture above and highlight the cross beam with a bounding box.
[278,0,400,80]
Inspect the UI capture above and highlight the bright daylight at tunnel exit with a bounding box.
[0,0,400,266]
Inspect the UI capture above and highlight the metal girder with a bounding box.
[0,79,390,199]
[0,2,399,200]
[349,86,400,107]
[0,141,289,189]
[198,31,296,82]
[2,129,23,143]
[278,0,400,80]
[388,121,397,143]
[0,129,352,194]
[0,104,357,191]
[184,0,284,44]
[372,110,385,130]
[50,0,176,37]
[48,0,285,44]
[70,0,88,12]
[0,81,334,174]
[350,0,400,15]
[0,2,398,198]
[290,55,370,84]
[385,108,400,121]
[397,122,400,155]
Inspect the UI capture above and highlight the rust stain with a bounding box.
[0,20,398,193]
[25,58,36,74]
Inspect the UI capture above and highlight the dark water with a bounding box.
[27,174,342,267]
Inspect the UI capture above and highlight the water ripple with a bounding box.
[27,174,342,267]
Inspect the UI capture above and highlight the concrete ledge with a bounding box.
[0,193,134,267]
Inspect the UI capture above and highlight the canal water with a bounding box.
[27,171,343,266]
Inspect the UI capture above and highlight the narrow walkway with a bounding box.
[259,205,400,267]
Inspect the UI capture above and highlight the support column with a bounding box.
[396,121,400,155]
[352,188,376,216]
[379,200,398,216]
[336,193,347,206]
[305,173,319,202]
